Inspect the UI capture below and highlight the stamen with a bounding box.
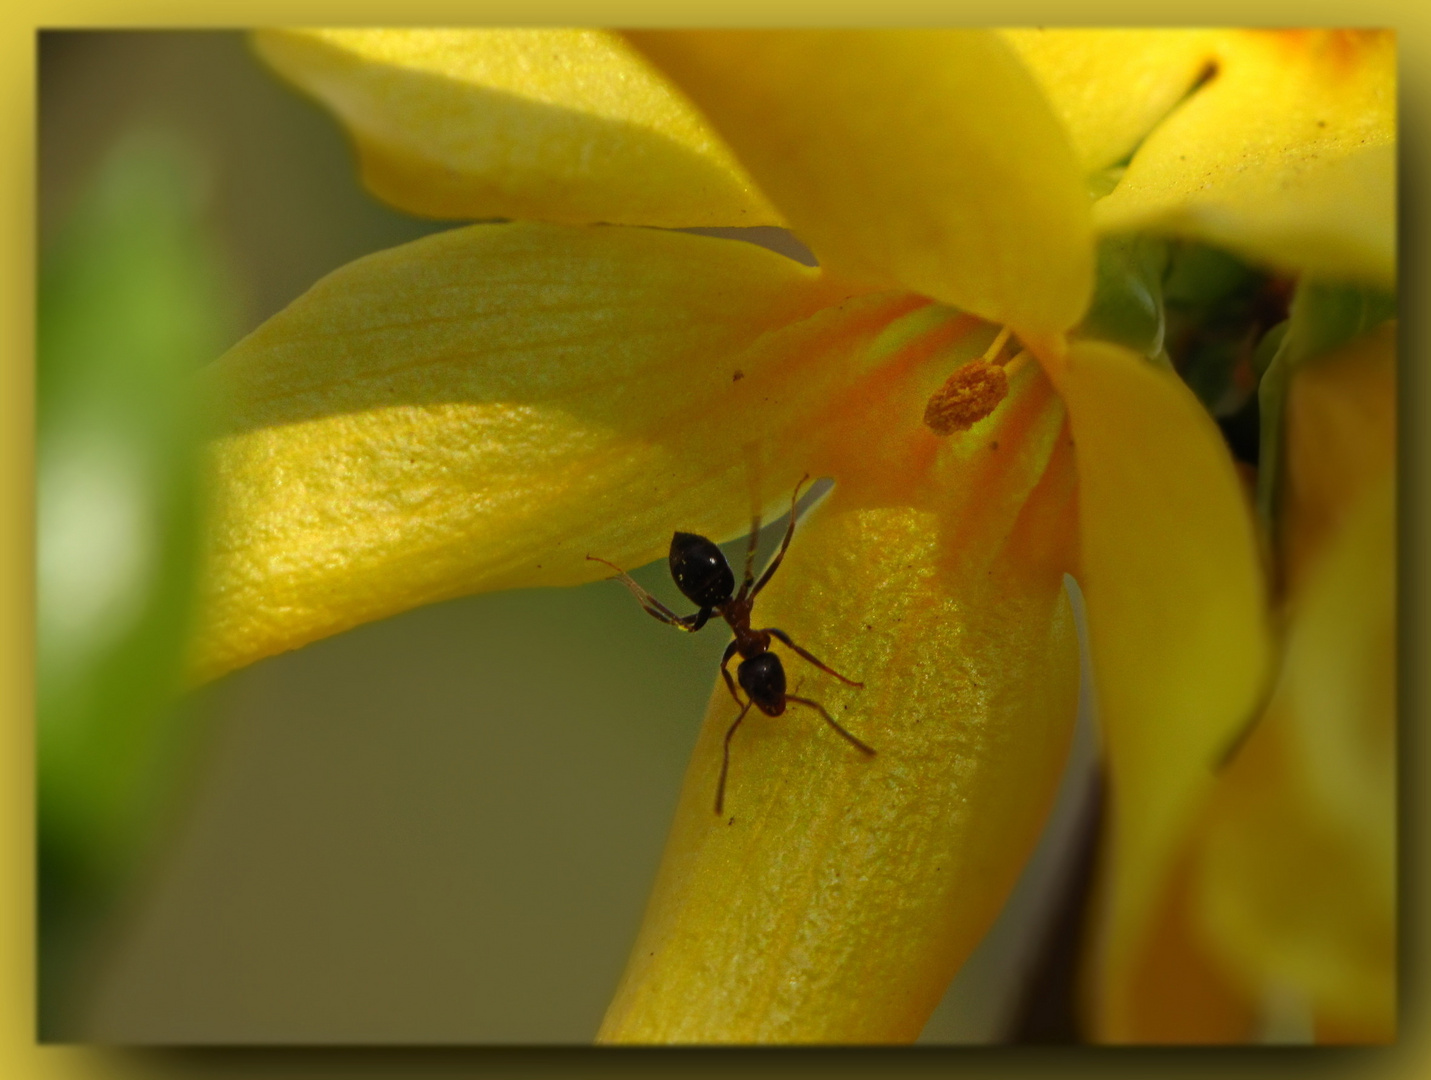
[982,325,1014,364]
[1001,348,1032,375]
[922,359,1009,436]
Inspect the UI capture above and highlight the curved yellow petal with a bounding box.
[191,223,904,683]
[600,360,1081,1043]
[1197,476,1395,1039]
[1110,848,1258,1042]
[1001,29,1220,173]
[252,29,780,227]
[627,30,1094,336]
[1095,31,1396,287]
[1194,327,1395,1039]
[1044,341,1270,1039]
[1280,323,1396,596]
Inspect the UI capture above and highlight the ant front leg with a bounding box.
[749,475,810,600]
[587,555,705,632]
[765,627,864,687]
[735,506,762,603]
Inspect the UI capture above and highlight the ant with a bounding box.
[588,476,875,815]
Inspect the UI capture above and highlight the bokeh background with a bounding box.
[38,30,1101,1044]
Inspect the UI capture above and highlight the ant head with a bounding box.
[738,652,787,717]
[669,531,735,608]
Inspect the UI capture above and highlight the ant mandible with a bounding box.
[588,475,875,815]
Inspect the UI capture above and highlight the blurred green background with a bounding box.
[37,31,1097,1044]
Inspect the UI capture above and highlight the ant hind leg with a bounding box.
[786,694,876,756]
[716,700,753,815]
[765,627,863,686]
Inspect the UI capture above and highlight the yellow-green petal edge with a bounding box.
[253,29,781,227]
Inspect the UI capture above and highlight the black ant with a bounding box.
[588,476,875,815]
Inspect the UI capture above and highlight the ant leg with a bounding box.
[720,640,742,706]
[587,555,701,631]
[716,699,753,815]
[736,443,765,602]
[749,474,810,600]
[765,627,863,687]
[735,508,763,603]
[786,695,876,757]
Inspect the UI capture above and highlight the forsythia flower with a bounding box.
[194,29,1394,1041]
[1104,322,1396,1042]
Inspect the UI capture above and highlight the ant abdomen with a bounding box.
[738,652,786,717]
[669,531,735,608]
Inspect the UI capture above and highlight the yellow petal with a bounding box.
[1001,29,1220,173]
[191,223,904,683]
[252,29,780,227]
[627,30,1094,336]
[1044,341,1271,1038]
[600,359,1081,1043]
[1095,31,1396,287]
[1193,327,1396,1039]
[1280,322,1396,596]
[1111,847,1259,1042]
[1197,474,1395,1038]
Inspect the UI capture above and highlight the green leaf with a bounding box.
[38,129,236,904]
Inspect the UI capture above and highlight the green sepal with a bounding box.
[1256,280,1397,540]
[1162,242,1258,311]
[1251,319,1289,379]
[1077,233,1169,358]
[1160,243,1274,417]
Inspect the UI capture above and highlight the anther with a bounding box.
[923,360,1009,436]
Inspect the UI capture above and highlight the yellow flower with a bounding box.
[195,29,1393,1041]
[1104,320,1396,1043]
